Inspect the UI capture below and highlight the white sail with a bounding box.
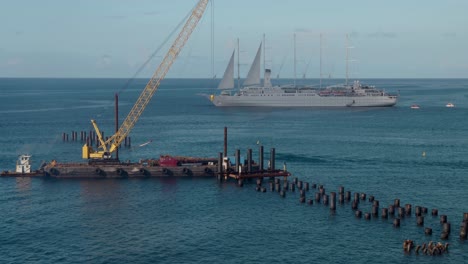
[217,50,235,89]
[243,43,262,86]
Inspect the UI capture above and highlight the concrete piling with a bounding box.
[269,148,275,171]
[381,208,388,219]
[397,207,405,218]
[440,215,447,224]
[388,205,395,216]
[355,210,362,218]
[338,193,344,204]
[417,216,424,226]
[330,192,336,210]
[360,193,366,201]
[315,192,321,203]
[345,191,351,202]
[415,206,422,216]
[323,194,329,205]
[338,186,344,194]
[405,204,412,216]
[354,193,360,203]
[425,227,432,235]
[290,183,295,192]
[283,181,289,191]
[460,220,468,239]
[371,205,379,217]
[319,187,325,196]
[422,207,428,214]
[259,145,264,171]
[299,189,306,198]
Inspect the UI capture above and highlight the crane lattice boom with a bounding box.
[83,0,209,159]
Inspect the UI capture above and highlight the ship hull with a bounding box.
[43,163,218,179]
[212,94,397,107]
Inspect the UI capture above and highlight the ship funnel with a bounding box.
[264,69,272,88]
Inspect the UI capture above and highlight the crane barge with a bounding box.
[31,0,290,180]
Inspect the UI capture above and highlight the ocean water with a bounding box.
[1,78,468,263]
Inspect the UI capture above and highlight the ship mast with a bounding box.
[294,33,297,87]
[320,33,322,89]
[345,34,349,86]
[237,38,240,90]
[263,33,266,81]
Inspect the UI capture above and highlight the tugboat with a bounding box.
[0,155,44,177]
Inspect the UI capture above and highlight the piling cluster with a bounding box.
[225,174,467,254]
[61,130,131,148]
[407,240,450,256]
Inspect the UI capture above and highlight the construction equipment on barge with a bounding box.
[82,0,209,160]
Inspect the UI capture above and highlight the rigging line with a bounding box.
[92,2,196,124]
[116,2,196,96]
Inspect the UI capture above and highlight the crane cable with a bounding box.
[117,2,197,95]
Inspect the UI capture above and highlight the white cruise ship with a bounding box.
[209,42,398,107]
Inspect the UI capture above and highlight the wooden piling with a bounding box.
[393,218,401,227]
[432,209,438,216]
[394,199,400,208]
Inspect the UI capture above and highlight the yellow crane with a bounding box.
[83,0,209,159]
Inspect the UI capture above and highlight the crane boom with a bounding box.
[83,0,209,159]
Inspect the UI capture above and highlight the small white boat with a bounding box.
[410,104,420,109]
[446,102,455,108]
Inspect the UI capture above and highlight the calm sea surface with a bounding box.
[1,78,467,263]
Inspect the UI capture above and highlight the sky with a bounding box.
[1,0,467,78]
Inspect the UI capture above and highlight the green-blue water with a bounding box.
[1,78,467,263]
